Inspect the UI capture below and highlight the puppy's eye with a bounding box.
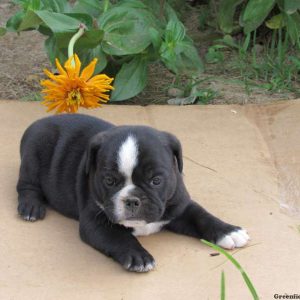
[151,176,161,186]
[104,176,115,187]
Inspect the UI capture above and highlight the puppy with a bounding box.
[17,114,249,272]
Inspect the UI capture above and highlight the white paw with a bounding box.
[128,261,156,273]
[216,229,250,249]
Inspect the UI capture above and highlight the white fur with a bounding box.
[117,135,138,182]
[95,200,104,210]
[112,184,135,220]
[112,136,139,220]
[120,220,170,236]
[126,261,156,272]
[216,229,250,249]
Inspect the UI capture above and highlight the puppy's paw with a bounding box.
[119,249,155,273]
[216,229,250,249]
[18,199,46,222]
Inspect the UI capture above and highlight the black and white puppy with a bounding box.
[17,114,249,272]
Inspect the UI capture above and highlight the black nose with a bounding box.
[124,197,141,212]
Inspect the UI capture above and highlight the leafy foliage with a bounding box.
[216,0,300,47]
[4,0,203,101]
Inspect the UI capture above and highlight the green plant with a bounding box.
[221,270,225,300]
[205,45,225,64]
[216,0,300,46]
[216,28,300,93]
[4,0,203,102]
[202,239,259,300]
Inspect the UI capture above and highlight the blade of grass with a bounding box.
[201,239,259,300]
[221,270,225,300]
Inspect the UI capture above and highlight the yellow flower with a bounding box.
[41,54,114,113]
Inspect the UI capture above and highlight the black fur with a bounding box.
[17,114,240,272]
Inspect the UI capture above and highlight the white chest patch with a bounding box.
[120,220,170,236]
[117,135,138,182]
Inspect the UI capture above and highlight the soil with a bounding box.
[0,1,299,104]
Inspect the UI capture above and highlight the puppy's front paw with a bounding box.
[216,229,250,249]
[18,199,46,222]
[119,249,155,273]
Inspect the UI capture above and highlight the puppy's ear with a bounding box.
[85,132,106,174]
[162,132,183,173]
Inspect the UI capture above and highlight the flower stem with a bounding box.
[68,23,86,67]
[103,0,110,12]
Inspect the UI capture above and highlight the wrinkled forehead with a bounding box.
[100,131,170,175]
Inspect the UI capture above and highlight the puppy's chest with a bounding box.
[121,221,170,236]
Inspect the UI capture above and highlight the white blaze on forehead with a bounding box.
[117,135,139,182]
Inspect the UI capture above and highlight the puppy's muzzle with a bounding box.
[124,197,141,214]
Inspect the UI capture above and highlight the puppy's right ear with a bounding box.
[85,132,106,174]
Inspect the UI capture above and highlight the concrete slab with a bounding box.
[0,100,300,300]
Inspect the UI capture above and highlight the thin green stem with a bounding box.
[103,0,110,13]
[221,271,226,300]
[68,23,86,67]
[201,239,259,300]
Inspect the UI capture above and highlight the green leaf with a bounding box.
[35,11,81,33]
[242,32,251,52]
[41,0,71,12]
[220,35,240,49]
[63,13,93,29]
[218,0,244,34]
[44,35,67,66]
[18,9,43,31]
[284,0,300,14]
[149,27,162,52]
[165,19,185,43]
[160,38,203,75]
[205,46,225,64]
[285,12,300,45]
[201,240,259,300]
[117,0,148,9]
[0,27,7,37]
[55,29,104,49]
[16,10,81,33]
[77,45,107,73]
[99,4,158,55]
[242,0,275,33]
[111,56,148,101]
[71,0,103,17]
[159,18,202,76]
[266,14,285,29]
[6,11,26,32]
[29,0,41,10]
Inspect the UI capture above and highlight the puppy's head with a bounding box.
[85,126,183,225]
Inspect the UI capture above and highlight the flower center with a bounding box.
[67,89,83,105]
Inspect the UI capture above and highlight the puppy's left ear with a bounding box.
[85,132,106,174]
[162,132,183,173]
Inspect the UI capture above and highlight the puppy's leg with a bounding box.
[166,201,249,249]
[79,207,155,272]
[17,154,46,222]
[17,188,46,221]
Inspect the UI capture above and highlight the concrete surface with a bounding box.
[0,100,300,300]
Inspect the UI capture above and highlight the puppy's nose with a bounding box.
[124,197,141,212]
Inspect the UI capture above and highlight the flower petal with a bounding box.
[74,54,81,77]
[55,59,67,76]
[81,58,97,81]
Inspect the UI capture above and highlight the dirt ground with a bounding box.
[0,1,299,104]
